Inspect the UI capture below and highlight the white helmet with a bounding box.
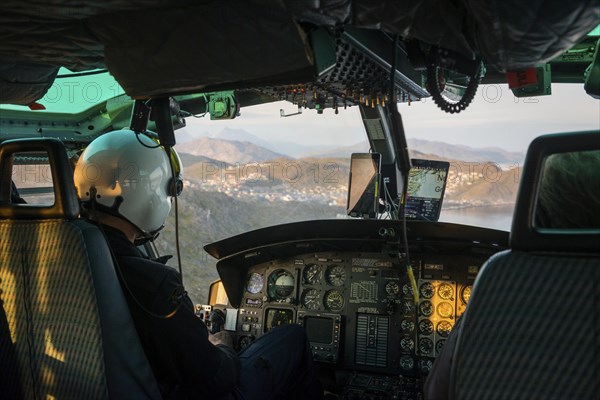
[74,129,182,238]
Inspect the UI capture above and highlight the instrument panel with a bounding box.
[233,251,482,377]
[204,220,508,399]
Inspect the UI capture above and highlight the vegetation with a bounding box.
[155,186,345,303]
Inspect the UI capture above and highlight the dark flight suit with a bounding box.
[103,226,323,400]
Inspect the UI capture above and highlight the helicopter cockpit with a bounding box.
[1,2,599,399]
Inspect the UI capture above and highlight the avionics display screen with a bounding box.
[304,316,333,344]
[264,308,294,332]
[405,159,450,221]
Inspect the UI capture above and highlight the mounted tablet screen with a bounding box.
[405,159,450,221]
[347,153,381,218]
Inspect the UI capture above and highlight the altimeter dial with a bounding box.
[301,289,321,310]
[385,281,400,296]
[438,283,454,300]
[324,289,345,312]
[461,285,472,304]
[325,265,346,286]
[437,302,454,319]
[437,320,453,337]
[419,282,434,299]
[303,264,322,285]
[419,301,433,317]
[419,319,434,335]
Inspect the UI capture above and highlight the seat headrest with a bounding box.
[0,138,79,219]
[510,130,600,253]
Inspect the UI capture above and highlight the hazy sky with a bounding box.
[185,83,599,152]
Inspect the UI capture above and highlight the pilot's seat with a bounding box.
[0,138,161,399]
[449,131,600,399]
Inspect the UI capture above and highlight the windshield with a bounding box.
[149,83,598,302]
[1,67,597,303]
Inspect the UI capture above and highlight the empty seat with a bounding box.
[450,131,600,400]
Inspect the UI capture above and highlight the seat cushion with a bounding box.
[0,219,108,399]
[452,250,600,399]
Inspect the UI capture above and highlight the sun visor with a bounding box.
[89,1,315,98]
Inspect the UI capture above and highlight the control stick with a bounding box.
[206,309,226,334]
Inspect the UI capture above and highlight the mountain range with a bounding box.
[175,127,321,158]
[175,136,285,164]
[176,134,521,207]
[407,138,524,165]
[176,127,525,165]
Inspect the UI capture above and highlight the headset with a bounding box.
[134,130,183,198]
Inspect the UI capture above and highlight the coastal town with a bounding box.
[180,157,521,210]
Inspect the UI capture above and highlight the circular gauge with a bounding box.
[419,337,433,356]
[436,339,446,355]
[267,269,295,300]
[402,301,415,314]
[400,318,415,333]
[238,335,254,349]
[301,289,321,310]
[324,289,345,312]
[399,355,414,371]
[246,272,264,294]
[400,336,415,352]
[461,285,473,304]
[438,283,454,300]
[419,301,433,317]
[437,302,454,319]
[303,264,322,285]
[325,265,346,286]
[419,319,434,335]
[419,282,434,299]
[385,281,400,296]
[420,359,433,373]
[436,320,453,337]
[402,283,413,297]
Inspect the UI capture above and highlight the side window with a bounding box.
[11,153,55,205]
[536,150,600,230]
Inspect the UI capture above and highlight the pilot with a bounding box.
[423,149,600,400]
[73,129,323,400]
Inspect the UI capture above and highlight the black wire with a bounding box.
[390,34,424,391]
[89,188,182,319]
[180,109,208,119]
[388,35,412,269]
[134,132,162,149]
[398,181,412,279]
[56,69,109,78]
[390,35,399,101]
[164,145,185,289]
[383,179,399,219]
[426,62,482,114]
